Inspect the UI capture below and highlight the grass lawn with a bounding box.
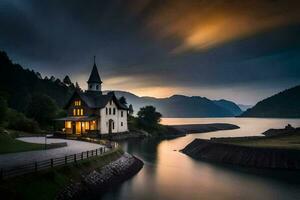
[0,132,46,154]
[222,133,300,150]
[0,147,124,200]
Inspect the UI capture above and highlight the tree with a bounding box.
[50,76,56,82]
[63,75,72,85]
[137,105,162,130]
[119,96,127,105]
[128,104,134,116]
[0,96,8,125]
[26,94,58,127]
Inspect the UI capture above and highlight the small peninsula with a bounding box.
[181,125,300,169]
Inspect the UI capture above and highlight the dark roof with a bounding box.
[65,90,128,110]
[87,63,102,84]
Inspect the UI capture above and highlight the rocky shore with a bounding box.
[56,153,143,200]
[182,126,300,170]
[171,123,240,134]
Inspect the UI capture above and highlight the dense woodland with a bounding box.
[0,51,77,131]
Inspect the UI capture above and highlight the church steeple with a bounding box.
[87,56,102,92]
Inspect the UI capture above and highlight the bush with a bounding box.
[6,109,40,133]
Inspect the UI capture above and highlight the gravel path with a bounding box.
[0,137,103,168]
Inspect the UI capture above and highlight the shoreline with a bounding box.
[181,126,300,170]
[110,123,240,141]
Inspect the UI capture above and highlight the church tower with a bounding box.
[87,56,102,93]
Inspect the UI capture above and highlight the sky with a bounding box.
[1,0,300,105]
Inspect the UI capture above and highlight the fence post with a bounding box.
[0,168,3,180]
[65,156,67,164]
[35,162,38,172]
[51,159,53,168]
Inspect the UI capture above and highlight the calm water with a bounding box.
[102,118,300,200]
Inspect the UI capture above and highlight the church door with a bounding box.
[72,122,76,134]
[108,119,114,134]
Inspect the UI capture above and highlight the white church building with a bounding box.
[57,61,129,135]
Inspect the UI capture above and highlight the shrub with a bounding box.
[6,109,40,133]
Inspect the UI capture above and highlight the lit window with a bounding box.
[85,122,90,130]
[90,120,96,130]
[73,109,76,116]
[80,109,83,116]
[65,121,71,128]
[77,109,80,116]
[74,100,81,106]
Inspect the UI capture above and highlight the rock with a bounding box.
[56,153,143,200]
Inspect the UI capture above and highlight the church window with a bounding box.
[109,108,111,115]
[121,122,123,126]
[112,122,115,130]
[65,121,71,128]
[121,111,123,117]
[74,100,81,106]
[113,108,116,115]
[106,108,108,115]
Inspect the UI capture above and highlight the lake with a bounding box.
[102,118,300,200]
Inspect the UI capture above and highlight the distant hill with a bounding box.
[112,91,242,117]
[0,51,74,112]
[240,85,300,118]
[238,104,253,111]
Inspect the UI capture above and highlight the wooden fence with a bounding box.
[0,145,114,180]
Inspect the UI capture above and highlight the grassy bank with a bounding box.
[221,133,300,150]
[0,130,67,154]
[0,147,124,200]
[0,131,46,154]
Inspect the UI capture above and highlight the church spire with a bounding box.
[87,56,102,92]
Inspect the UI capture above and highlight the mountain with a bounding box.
[238,104,253,111]
[0,51,74,112]
[0,50,242,118]
[112,91,242,117]
[240,85,300,118]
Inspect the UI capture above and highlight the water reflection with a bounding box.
[102,118,300,200]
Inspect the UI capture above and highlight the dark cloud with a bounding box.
[0,0,300,104]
